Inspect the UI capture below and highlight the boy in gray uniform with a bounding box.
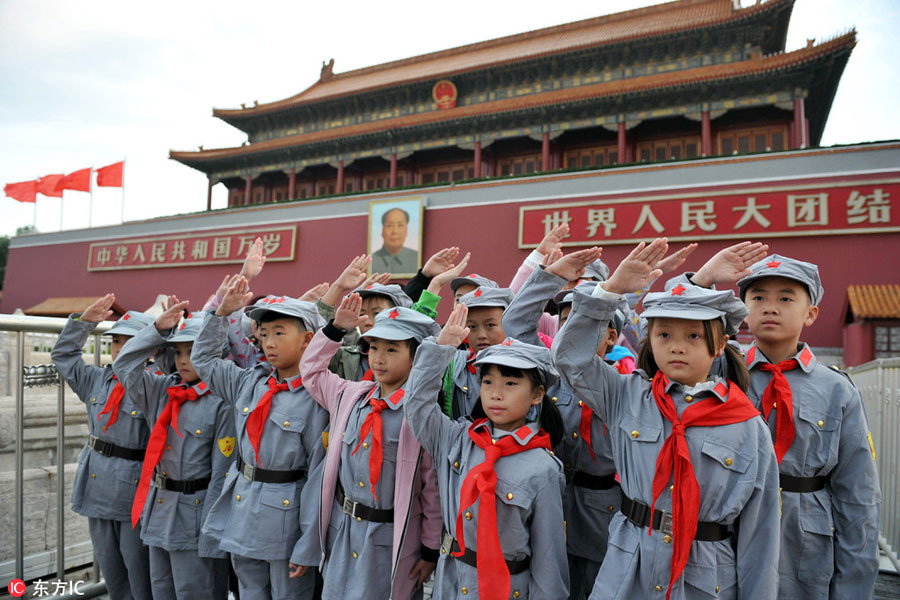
[692,254,881,599]
[113,309,234,599]
[51,295,153,600]
[192,279,329,600]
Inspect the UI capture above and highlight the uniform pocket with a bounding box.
[700,440,751,475]
[797,512,835,584]
[269,411,306,434]
[176,491,204,537]
[617,415,662,444]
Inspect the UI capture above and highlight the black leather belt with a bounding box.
[780,473,827,493]
[336,483,394,523]
[572,471,618,490]
[440,531,530,574]
[620,493,730,542]
[153,473,210,494]
[236,457,305,484]
[87,435,145,462]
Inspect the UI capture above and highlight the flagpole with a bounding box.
[120,157,127,223]
[87,166,94,228]
[59,193,64,231]
[33,198,37,229]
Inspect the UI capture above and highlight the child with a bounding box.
[550,240,780,600]
[113,308,234,599]
[450,273,498,304]
[51,296,154,600]
[503,267,630,599]
[191,280,330,600]
[298,296,443,599]
[692,254,880,599]
[404,307,569,600]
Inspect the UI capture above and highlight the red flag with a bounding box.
[55,168,92,193]
[96,161,123,187]
[4,180,38,203]
[36,174,64,198]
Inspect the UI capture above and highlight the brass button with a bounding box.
[235,495,241,501]
[578,400,583,407]
[461,587,468,595]
[817,420,825,428]
[453,461,460,469]
[135,479,139,484]
[194,499,201,505]
[91,397,96,403]
[716,585,720,593]
[463,386,468,392]
[552,396,558,403]
[91,473,96,479]
[669,484,674,492]
[352,551,358,559]
[195,429,202,435]
[684,395,693,403]
[572,432,579,439]
[283,421,290,428]
[491,438,496,445]
[162,471,167,477]
[465,511,473,520]
[725,458,733,467]
[607,504,615,511]
[283,499,290,506]
[358,481,365,487]
[513,592,520,598]
[166,445,171,451]
[655,585,663,591]
[363,442,369,450]
[506,492,514,500]
[242,407,250,413]
[663,534,672,544]
[357,517,362,522]
[158,498,163,504]
[131,410,137,416]
[631,430,639,439]
[772,402,776,409]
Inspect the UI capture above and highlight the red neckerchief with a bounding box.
[98,375,125,433]
[351,386,405,501]
[361,369,375,381]
[131,382,208,528]
[463,340,477,374]
[454,419,552,600]
[757,358,800,463]
[246,376,299,466]
[578,401,595,461]
[649,373,760,600]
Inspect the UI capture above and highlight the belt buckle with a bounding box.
[342,496,358,519]
[241,462,255,482]
[659,510,673,536]
[440,531,453,556]
[153,473,166,489]
[88,436,97,451]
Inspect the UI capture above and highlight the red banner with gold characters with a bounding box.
[88,226,296,271]
[519,179,900,247]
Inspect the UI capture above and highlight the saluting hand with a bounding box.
[656,243,698,275]
[156,295,189,331]
[81,293,116,323]
[536,223,570,257]
[427,251,471,294]
[603,238,668,295]
[422,246,460,278]
[215,277,253,316]
[298,282,330,302]
[692,241,769,287]
[333,293,367,331]
[544,247,602,282]
[239,237,267,281]
[437,303,470,347]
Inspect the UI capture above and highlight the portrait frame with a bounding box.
[367,196,424,279]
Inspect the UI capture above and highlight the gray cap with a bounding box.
[355,284,413,308]
[248,297,326,331]
[458,287,514,310]
[583,259,610,282]
[474,338,559,389]
[737,254,824,306]
[169,312,210,343]
[363,307,440,342]
[555,281,627,334]
[643,283,748,326]
[450,273,499,293]
[105,311,154,337]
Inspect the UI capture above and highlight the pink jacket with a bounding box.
[300,330,442,600]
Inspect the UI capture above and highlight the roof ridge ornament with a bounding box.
[320,58,335,82]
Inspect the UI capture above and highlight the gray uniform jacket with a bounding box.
[503,267,620,561]
[113,323,235,557]
[551,290,780,600]
[746,343,881,599]
[405,339,569,600]
[52,316,150,522]
[191,314,329,563]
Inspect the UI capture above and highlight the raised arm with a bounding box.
[320,255,372,309]
[509,224,569,293]
[51,294,112,400]
[690,241,769,288]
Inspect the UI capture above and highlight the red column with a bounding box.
[390,153,398,188]
[701,110,712,156]
[617,122,627,164]
[474,141,482,178]
[541,132,550,171]
[288,168,296,200]
[206,180,213,211]
[244,175,252,205]
[792,98,807,149]
[336,160,345,193]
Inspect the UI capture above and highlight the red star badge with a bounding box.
[501,339,513,346]
[387,308,400,320]
[766,261,781,269]
[671,284,686,296]
[179,323,186,330]
[466,273,478,278]
[123,314,130,320]
[474,289,483,297]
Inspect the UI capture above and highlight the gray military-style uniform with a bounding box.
[51,316,153,600]
[113,322,234,599]
[552,290,781,600]
[503,267,620,599]
[746,343,881,599]
[191,314,328,600]
[405,339,569,600]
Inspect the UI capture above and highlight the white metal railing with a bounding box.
[0,314,112,595]
[848,357,900,574]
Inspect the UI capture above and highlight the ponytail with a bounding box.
[538,394,564,448]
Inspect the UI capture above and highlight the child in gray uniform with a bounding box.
[51,295,154,600]
[550,241,780,600]
[113,307,234,599]
[404,303,569,600]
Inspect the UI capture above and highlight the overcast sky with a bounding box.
[1,0,898,237]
